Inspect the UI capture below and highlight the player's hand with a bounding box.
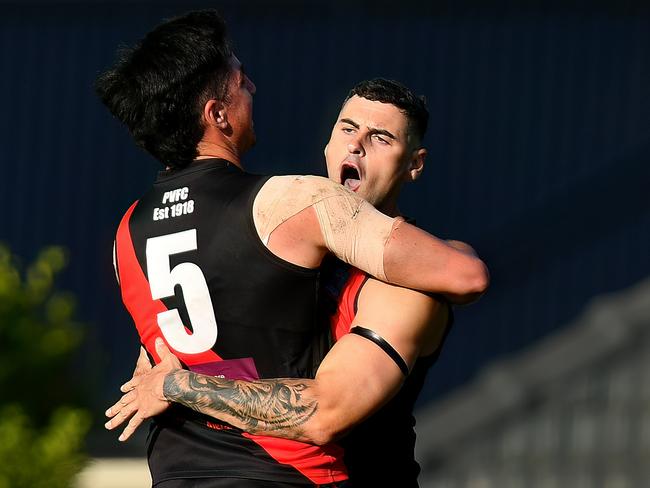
[132,345,153,377]
[105,338,182,441]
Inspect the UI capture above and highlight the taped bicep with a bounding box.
[252,175,397,279]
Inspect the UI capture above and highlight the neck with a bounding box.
[377,200,402,218]
[377,207,402,217]
[196,140,244,169]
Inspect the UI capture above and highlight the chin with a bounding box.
[357,191,372,203]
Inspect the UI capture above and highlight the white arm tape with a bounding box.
[253,175,395,280]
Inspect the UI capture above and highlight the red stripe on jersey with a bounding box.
[330,268,368,341]
[241,433,347,484]
[114,201,222,365]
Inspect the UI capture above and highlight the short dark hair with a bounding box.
[95,10,233,169]
[344,78,429,144]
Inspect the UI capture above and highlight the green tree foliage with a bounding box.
[0,245,90,487]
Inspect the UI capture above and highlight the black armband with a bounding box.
[349,326,409,376]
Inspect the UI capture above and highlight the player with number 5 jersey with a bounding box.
[100,10,488,487]
[115,160,350,485]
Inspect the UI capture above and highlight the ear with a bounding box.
[406,147,426,182]
[203,99,228,130]
[323,143,329,159]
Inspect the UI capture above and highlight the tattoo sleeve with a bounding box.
[163,370,319,441]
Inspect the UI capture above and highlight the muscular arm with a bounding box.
[381,222,488,304]
[163,372,319,441]
[256,176,488,304]
[107,281,447,445]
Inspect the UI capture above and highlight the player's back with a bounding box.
[114,159,346,485]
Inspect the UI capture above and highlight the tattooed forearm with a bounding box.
[163,370,318,441]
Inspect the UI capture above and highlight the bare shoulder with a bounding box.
[259,174,348,197]
[252,175,332,237]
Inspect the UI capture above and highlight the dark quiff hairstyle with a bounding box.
[344,78,429,145]
[95,10,233,169]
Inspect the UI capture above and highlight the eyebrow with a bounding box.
[340,118,397,140]
[340,118,360,129]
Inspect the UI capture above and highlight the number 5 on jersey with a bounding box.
[146,229,218,354]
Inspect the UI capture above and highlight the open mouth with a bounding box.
[341,164,361,192]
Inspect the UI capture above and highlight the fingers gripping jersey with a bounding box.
[114,160,346,485]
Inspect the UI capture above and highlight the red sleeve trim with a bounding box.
[330,268,369,342]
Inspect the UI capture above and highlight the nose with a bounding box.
[347,139,365,157]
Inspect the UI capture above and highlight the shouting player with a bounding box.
[98,10,487,488]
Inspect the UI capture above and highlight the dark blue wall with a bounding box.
[1,1,648,451]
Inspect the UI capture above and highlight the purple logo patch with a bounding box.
[190,357,259,380]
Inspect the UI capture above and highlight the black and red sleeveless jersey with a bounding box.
[323,262,453,488]
[113,159,347,485]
